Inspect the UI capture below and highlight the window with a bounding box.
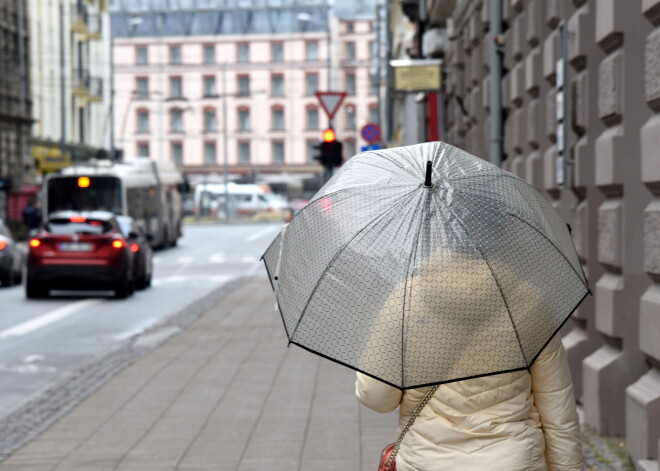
[305,73,318,95]
[272,141,284,164]
[170,76,183,98]
[238,108,250,131]
[237,43,249,63]
[137,142,149,157]
[345,139,356,159]
[369,105,378,124]
[271,74,284,96]
[136,46,148,65]
[306,140,317,163]
[171,142,183,165]
[237,75,250,96]
[305,41,318,60]
[136,109,149,133]
[204,142,216,164]
[136,77,149,99]
[346,72,356,95]
[169,45,181,64]
[272,107,284,130]
[238,142,250,164]
[306,107,319,130]
[203,76,216,97]
[204,108,217,131]
[171,109,184,132]
[370,74,379,95]
[203,44,215,64]
[271,42,284,62]
[345,42,356,60]
[346,22,354,33]
[369,41,377,59]
[345,105,356,130]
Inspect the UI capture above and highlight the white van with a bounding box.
[194,182,273,218]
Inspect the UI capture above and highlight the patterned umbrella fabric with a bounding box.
[262,141,590,390]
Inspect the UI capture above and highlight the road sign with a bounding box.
[360,123,381,143]
[360,144,382,152]
[315,92,347,120]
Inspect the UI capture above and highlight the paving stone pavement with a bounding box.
[0,276,634,470]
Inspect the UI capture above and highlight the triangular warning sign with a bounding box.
[315,91,347,120]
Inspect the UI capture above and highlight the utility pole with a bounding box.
[222,62,230,219]
[60,1,67,157]
[17,0,28,188]
[489,0,503,167]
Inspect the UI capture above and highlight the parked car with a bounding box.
[0,220,23,287]
[26,211,136,299]
[117,215,153,290]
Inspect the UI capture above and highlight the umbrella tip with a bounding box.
[424,160,433,187]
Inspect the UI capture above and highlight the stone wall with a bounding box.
[443,0,660,467]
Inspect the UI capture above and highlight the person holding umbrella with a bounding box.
[262,142,589,471]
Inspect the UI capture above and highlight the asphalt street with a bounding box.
[0,222,281,418]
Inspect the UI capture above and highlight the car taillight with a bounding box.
[0,240,6,250]
[29,239,41,248]
[70,216,86,223]
[130,243,140,253]
[112,240,125,249]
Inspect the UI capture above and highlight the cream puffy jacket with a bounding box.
[356,335,583,471]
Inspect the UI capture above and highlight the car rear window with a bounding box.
[46,219,113,235]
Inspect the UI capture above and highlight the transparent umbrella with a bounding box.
[261,141,590,390]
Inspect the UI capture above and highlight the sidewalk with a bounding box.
[0,276,634,471]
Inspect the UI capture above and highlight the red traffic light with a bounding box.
[322,128,336,143]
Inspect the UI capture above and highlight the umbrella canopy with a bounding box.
[262,142,590,390]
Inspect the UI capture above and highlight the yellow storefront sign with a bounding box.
[33,145,71,173]
[390,59,443,92]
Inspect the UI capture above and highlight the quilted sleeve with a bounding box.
[530,334,584,471]
[355,372,403,413]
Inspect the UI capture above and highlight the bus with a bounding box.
[43,158,188,248]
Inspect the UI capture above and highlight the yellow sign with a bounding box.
[390,60,442,92]
[33,145,71,174]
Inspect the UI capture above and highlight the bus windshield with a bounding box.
[47,176,123,214]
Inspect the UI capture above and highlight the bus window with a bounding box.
[47,176,122,214]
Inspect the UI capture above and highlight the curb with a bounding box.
[0,276,252,461]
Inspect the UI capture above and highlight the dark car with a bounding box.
[26,211,135,299]
[0,220,23,287]
[117,215,153,290]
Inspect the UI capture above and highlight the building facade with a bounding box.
[0,0,34,227]
[28,0,113,175]
[110,0,377,186]
[393,0,660,467]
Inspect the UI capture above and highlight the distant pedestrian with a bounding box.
[22,196,42,237]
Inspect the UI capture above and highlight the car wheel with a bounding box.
[0,271,12,287]
[26,278,46,299]
[13,269,23,285]
[113,276,131,299]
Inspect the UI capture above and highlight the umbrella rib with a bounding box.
[399,190,429,388]
[288,187,422,342]
[454,188,589,291]
[434,195,529,366]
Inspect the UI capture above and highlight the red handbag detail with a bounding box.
[377,385,439,471]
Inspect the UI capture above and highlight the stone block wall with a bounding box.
[443,0,660,467]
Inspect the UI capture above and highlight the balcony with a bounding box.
[72,68,103,101]
[71,2,102,39]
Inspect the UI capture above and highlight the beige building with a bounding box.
[390,0,660,468]
[110,0,377,187]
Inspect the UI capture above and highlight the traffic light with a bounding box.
[315,128,343,170]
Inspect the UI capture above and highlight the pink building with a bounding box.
[111,2,377,183]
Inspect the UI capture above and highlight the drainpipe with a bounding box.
[489,0,503,167]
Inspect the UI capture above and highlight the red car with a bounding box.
[26,211,135,299]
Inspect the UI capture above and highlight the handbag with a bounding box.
[378,385,439,471]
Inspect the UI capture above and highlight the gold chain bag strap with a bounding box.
[378,385,440,471]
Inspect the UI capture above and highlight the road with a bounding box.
[0,222,281,418]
